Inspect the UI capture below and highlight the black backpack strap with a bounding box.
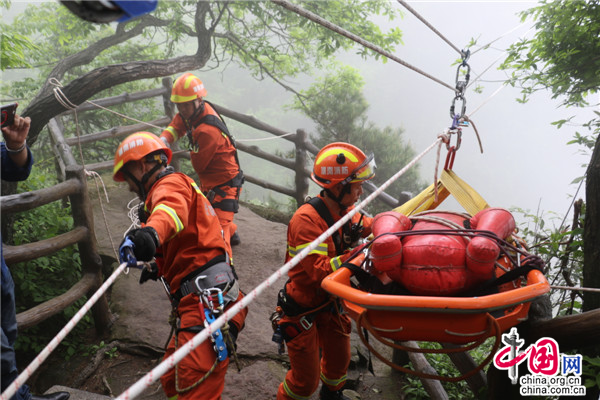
[194,101,242,168]
[306,197,344,256]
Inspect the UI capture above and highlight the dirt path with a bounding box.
[33,179,407,399]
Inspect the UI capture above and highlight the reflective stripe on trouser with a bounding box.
[276,311,352,399]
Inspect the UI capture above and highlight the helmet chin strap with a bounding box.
[189,99,205,124]
[323,183,352,214]
[183,100,206,151]
[122,161,168,201]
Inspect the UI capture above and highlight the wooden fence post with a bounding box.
[294,129,310,207]
[65,165,112,337]
[161,77,181,171]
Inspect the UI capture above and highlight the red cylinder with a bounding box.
[372,211,411,237]
[370,235,403,272]
[466,208,516,281]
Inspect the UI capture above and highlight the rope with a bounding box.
[470,22,530,56]
[51,79,123,260]
[433,130,450,201]
[50,78,162,130]
[0,261,139,400]
[270,0,455,92]
[356,311,502,382]
[235,131,296,142]
[114,136,444,400]
[551,285,600,293]
[396,0,463,56]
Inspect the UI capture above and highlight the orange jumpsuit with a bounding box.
[160,102,242,253]
[141,172,247,400]
[277,194,372,400]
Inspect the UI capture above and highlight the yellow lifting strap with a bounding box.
[393,169,489,217]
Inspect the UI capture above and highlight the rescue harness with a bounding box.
[156,253,241,394]
[185,100,245,213]
[271,196,364,353]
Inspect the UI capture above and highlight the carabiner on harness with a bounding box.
[201,288,228,362]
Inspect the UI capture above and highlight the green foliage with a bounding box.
[288,65,424,213]
[512,206,585,316]
[401,339,495,399]
[582,355,600,391]
[0,31,38,71]
[501,0,600,108]
[84,341,119,359]
[10,167,91,358]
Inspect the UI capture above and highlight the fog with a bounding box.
[205,1,595,225]
[5,1,596,226]
[352,1,595,223]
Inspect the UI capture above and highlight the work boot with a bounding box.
[230,231,241,246]
[319,385,350,400]
[31,392,70,400]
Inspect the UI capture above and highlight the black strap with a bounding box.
[172,254,229,303]
[194,101,242,168]
[306,197,345,256]
[464,256,544,297]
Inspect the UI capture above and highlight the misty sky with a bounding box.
[352,1,595,225]
[5,1,596,228]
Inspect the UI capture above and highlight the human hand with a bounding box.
[2,115,30,152]
[124,227,159,261]
[139,261,159,284]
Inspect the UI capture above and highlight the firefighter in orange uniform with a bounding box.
[113,132,247,400]
[275,143,376,400]
[160,73,244,253]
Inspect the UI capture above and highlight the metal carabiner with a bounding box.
[449,95,467,120]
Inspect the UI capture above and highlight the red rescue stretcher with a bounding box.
[322,169,551,345]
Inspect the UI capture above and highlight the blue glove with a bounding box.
[119,237,137,268]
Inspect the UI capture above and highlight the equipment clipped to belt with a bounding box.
[204,170,245,213]
[270,285,334,353]
[200,288,229,362]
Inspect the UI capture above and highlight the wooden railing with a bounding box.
[51,78,402,208]
[1,78,404,335]
[1,165,111,335]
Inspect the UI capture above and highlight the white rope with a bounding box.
[49,79,162,130]
[126,197,142,234]
[433,130,450,202]
[270,0,455,92]
[115,137,443,400]
[551,285,600,294]
[235,131,296,142]
[470,22,530,56]
[467,84,506,118]
[0,261,142,400]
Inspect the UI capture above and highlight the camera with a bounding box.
[1,103,18,128]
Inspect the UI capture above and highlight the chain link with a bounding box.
[449,49,471,119]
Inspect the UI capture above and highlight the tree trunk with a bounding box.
[583,134,600,313]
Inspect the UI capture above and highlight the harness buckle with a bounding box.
[299,316,313,330]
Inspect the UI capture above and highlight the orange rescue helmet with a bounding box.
[113,132,172,182]
[311,142,376,189]
[170,73,207,103]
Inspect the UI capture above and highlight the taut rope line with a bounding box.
[0,261,142,400]
[115,137,444,400]
[270,0,455,92]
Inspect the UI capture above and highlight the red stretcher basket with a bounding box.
[322,256,550,345]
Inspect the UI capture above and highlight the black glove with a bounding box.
[122,226,159,262]
[139,261,159,284]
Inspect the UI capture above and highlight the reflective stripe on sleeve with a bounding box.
[330,255,344,271]
[152,204,184,235]
[287,242,328,258]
